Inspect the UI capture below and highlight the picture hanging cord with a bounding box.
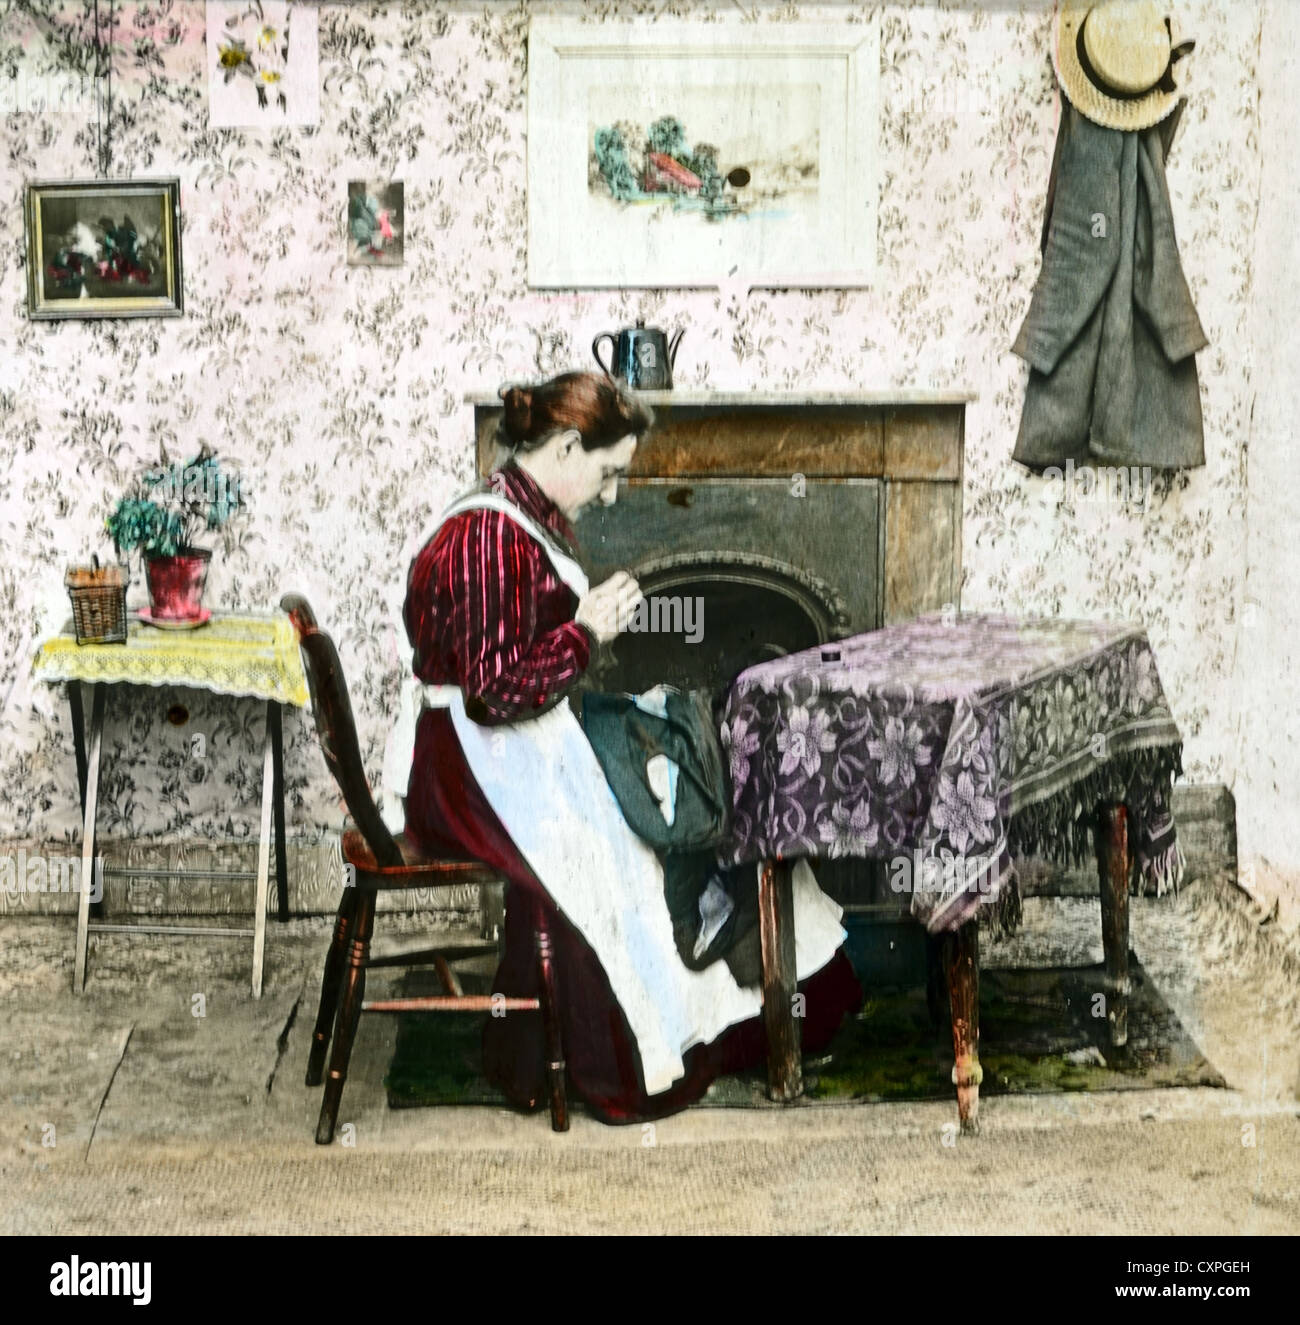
[93,0,113,173]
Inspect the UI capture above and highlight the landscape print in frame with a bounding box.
[527,20,880,289]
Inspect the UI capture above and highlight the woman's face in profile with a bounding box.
[557,432,637,516]
[597,434,638,507]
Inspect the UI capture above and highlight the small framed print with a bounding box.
[25,178,183,320]
[347,181,404,267]
[207,0,320,128]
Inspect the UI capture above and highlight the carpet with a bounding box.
[384,952,1226,1110]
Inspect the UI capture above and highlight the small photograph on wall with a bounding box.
[207,0,320,128]
[24,178,183,320]
[346,181,404,267]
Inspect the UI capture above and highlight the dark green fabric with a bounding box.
[583,688,746,973]
[1011,101,1207,470]
[663,853,761,977]
[582,689,730,852]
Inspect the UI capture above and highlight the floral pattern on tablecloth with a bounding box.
[720,614,1184,934]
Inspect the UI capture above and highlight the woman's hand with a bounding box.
[575,572,644,645]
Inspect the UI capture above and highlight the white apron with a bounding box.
[382,489,846,1096]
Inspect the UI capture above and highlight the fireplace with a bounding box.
[589,553,836,699]
[471,389,969,951]
[576,478,869,700]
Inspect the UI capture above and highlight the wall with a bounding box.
[1233,0,1300,927]
[0,2,1285,908]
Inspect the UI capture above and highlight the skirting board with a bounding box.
[0,785,1237,919]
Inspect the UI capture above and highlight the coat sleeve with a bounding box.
[1011,104,1127,376]
[415,509,592,725]
[1132,125,1208,364]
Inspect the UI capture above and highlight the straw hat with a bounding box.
[1053,0,1195,132]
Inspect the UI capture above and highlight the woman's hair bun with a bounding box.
[500,384,534,442]
[496,370,654,452]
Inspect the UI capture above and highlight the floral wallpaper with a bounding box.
[0,2,1265,894]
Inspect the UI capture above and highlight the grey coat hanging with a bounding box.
[1011,100,1208,471]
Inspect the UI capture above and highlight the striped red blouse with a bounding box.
[403,461,593,724]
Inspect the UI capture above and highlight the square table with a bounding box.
[720,612,1185,1132]
[33,611,310,997]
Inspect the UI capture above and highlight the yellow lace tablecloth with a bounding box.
[32,612,309,707]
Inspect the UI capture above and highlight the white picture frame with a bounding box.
[527,18,880,289]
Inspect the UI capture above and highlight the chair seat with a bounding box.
[342,827,500,889]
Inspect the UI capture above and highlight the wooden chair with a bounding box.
[281,594,569,1143]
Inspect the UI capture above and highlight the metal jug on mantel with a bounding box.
[592,320,684,391]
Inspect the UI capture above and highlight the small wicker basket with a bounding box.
[65,556,127,645]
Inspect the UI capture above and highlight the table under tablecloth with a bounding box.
[32,612,309,706]
[719,613,1184,935]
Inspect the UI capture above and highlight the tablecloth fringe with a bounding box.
[1005,743,1184,891]
[984,869,1023,937]
[1136,831,1186,898]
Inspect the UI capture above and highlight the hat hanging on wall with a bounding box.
[1053,0,1195,132]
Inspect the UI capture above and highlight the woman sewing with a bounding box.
[385,370,861,1122]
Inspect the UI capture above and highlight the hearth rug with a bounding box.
[383,954,1225,1111]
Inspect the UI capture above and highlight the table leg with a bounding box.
[758,857,802,1102]
[944,918,981,1135]
[73,684,104,995]
[68,681,107,922]
[1096,802,1130,1049]
[250,704,275,999]
[68,682,88,814]
[269,701,290,922]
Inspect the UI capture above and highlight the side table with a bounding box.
[33,611,310,997]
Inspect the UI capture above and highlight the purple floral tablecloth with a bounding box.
[719,613,1184,934]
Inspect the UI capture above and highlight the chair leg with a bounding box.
[534,912,568,1133]
[305,885,358,1087]
[433,954,463,996]
[316,888,375,1145]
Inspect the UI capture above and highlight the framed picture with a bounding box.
[347,181,404,267]
[206,0,320,128]
[527,19,880,289]
[25,178,183,320]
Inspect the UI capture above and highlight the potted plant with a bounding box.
[106,445,242,622]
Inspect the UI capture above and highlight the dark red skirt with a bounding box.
[404,709,862,1124]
